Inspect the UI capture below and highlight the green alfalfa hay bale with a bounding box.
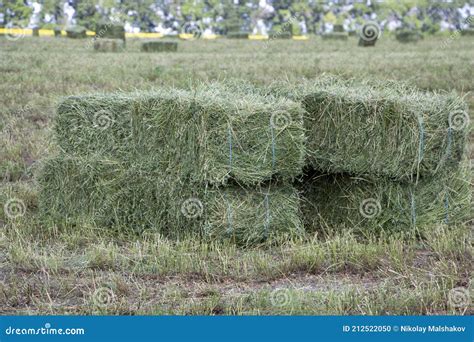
[299,160,471,235]
[95,21,125,41]
[54,86,305,186]
[66,26,87,39]
[53,27,62,37]
[141,40,177,52]
[461,28,474,36]
[321,32,349,40]
[261,75,469,182]
[93,38,124,52]
[37,156,304,245]
[395,29,423,43]
[269,31,292,39]
[226,32,250,39]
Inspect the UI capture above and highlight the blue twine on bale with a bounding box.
[264,192,270,238]
[228,124,233,173]
[270,124,276,170]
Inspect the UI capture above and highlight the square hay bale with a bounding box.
[38,156,304,245]
[53,27,62,37]
[66,26,87,39]
[321,32,349,40]
[299,161,471,234]
[93,38,124,52]
[395,29,423,43]
[141,40,177,52]
[333,24,345,33]
[262,76,469,181]
[461,28,474,36]
[54,86,305,186]
[269,31,292,39]
[226,32,250,39]
[95,21,125,41]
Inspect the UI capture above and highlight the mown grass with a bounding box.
[0,35,472,315]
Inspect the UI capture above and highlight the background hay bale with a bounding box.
[395,29,423,43]
[141,40,177,52]
[261,76,469,181]
[333,24,345,33]
[269,31,292,39]
[38,157,304,245]
[66,26,87,39]
[321,32,349,40]
[53,27,62,37]
[299,161,471,234]
[54,87,306,186]
[95,21,125,41]
[226,32,250,39]
[32,27,40,37]
[93,38,124,52]
[461,28,474,36]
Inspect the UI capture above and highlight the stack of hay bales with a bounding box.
[39,87,306,245]
[32,26,40,37]
[66,26,87,39]
[38,77,471,243]
[53,27,62,37]
[321,26,349,41]
[395,28,423,43]
[95,21,125,41]
[461,22,474,36]
[93,39,124,52]
[141,40,178,52]
[263,76,471,233]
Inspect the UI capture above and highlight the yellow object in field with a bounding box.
[39,29,55,37]
[0,27,32,36]
[249,34,269,40]
[179,33,195,40]
[86,31,95,37]
[202,34,218,40]
[126,32,164,39]
[293,35,309,40]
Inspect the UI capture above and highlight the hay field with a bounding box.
[0,35,472,315]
